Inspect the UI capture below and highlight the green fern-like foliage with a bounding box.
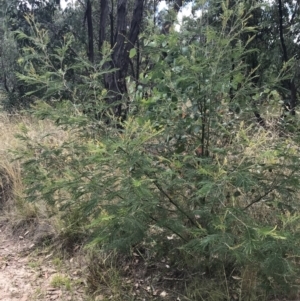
[15,6,300,300]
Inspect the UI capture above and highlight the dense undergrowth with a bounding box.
[1,2,300,300]
[2,97,300,301]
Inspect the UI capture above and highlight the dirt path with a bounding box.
[0,226,87,301]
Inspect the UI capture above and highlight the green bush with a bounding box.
[15,5,300,300]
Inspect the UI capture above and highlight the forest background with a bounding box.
[1,0,300,300]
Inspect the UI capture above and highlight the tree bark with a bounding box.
[278,0,297,115]
[99,0,109,51]
[173,0,182,12]
[104,0,144,118]
[86,0,94,62]
[110,0,114,48]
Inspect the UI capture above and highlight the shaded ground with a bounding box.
[0,225,87,301]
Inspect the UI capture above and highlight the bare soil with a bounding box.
[0,225,87,301]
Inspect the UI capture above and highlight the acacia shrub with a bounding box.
[16,5,300,300]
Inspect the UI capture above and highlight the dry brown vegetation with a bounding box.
[0,111,66,233]
[0,111,88,300]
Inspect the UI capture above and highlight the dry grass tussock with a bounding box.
[0,111,71,238]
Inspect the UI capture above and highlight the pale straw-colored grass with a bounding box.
[0,110,71,231]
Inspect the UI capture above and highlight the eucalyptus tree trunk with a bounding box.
[98,0,109,51]
[278,0,297,115]
[102,0,144,118]
[173,0,182,12]
[86,0,94,62]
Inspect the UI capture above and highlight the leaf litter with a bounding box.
[0,226,86,301]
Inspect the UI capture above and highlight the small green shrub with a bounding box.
[50,274,71,290]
